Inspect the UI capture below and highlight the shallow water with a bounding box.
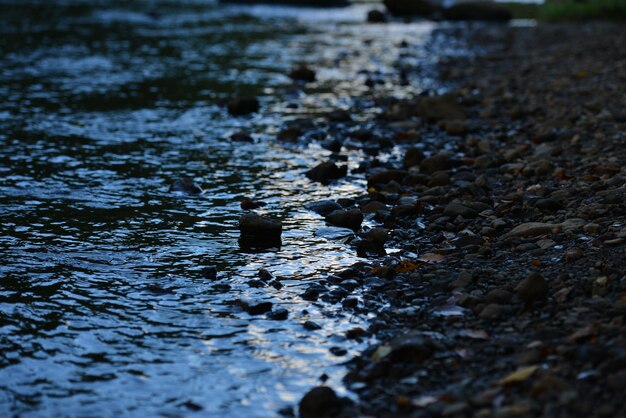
[0,1,440,416]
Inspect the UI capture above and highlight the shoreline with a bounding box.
[289,22,626,418]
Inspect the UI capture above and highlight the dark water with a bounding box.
[0,1,440,416]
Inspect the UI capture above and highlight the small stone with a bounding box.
[325,209,363,231]
[267,308,288,320]
[515,272,549,305]
[289,66,316,83]
[240,198,266,210]
[303,320,322,331]
[305,200,342,216]
[386,332,434,363]
[479,303,511,319]
[403,147,424,168]
[420,153,453,174]
[277,127,302,142]
[342,297,359,308]
[201,266,217,280]
[329,346,347,356]
[535,198,562,212]
[583,223,600,234]
[360,201,387,214]
[444,119,468,136]
[367,9,386,23]
[240,299,273,315]
[299,386,341,418]
[230,132,254,142]
[367,170,408,187]
[508,222,560,238]
[239,213,282,248]
[360,227,389,245]
[227,97,259,116]
[444,202,478,218]
[428,172,451,186]
[450,270,473,289]
[485,288,513,304]
[305,161,347,185]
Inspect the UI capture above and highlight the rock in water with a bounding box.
[239,213,282,248]
[240,198,266,210]
[305,161,347,185]
[367,9,386,23]
[230,132,254,142]
[384,0,438,16]
[238,298,273,315]
[325,209,363,231]
[169,177,203,195]
[305,200,342,217]
[227,97,259,116]
[289,66,316,83]
[299,386,342,418]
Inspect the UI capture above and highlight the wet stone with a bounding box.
[230,132,254,142]
[305,161,347,185]
[515,272,549,306]
[325,209,363,231]
[305,200,342,217]
[303,321,322,331]
[267,308,289,321]
[239,299,273,315]
[239,213,282,248]
[299,386,342,418]
[289,65,316,83]
[227,97,259,116]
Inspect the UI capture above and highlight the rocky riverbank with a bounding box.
[288,22,626,418]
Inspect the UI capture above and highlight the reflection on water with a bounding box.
[0,1,436,416]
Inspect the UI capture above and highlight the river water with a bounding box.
[0,1,441,416]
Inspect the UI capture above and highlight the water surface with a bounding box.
[0,1,438,416]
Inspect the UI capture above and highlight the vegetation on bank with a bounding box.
[500,0,626,21]
[538,0,626,21]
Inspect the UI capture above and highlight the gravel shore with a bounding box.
[295,22,626,418]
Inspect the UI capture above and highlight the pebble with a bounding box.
[298,387,341,418]
[515,272,549,306]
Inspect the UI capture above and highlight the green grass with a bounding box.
[538,0,626,21]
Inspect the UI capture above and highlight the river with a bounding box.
[0,1,440,416]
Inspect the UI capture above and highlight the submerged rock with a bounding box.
[227,97,259,116]
[169,177,203,195]
[239,213,282,248]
